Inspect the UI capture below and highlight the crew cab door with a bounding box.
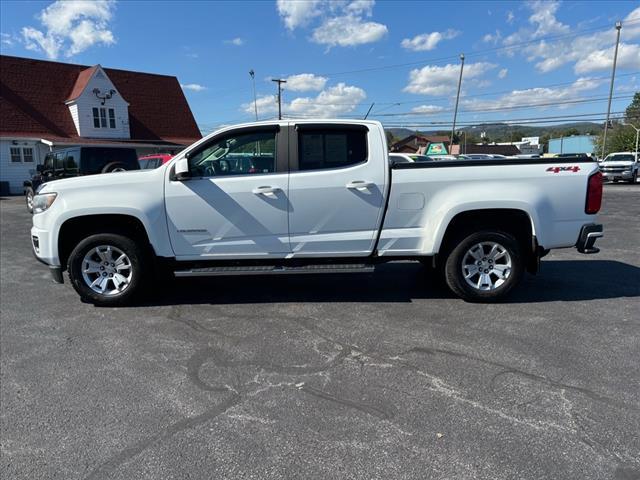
[287,123,387,256]
[165,125,291,259]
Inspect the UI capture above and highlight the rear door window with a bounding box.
[297,128,367,171]
[80,148,140,174]
[65,149,80,175]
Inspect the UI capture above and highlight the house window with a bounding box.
[10,147,22,162]
[93,107,116,129]
[22,147,34,162]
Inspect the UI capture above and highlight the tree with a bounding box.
[593,122,636,157]
[593,92,640,157]
[625,91,640,124]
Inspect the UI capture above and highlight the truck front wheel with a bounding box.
[67,233,148,306]
[444,231,524,302]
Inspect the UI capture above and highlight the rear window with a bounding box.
[298,128,367,171]
[80,148,140,174]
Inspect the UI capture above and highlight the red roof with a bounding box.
[0,55,201,145]
[66,65,98,102]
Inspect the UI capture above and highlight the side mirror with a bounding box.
[174,156,190,181]
[36,164,45,173]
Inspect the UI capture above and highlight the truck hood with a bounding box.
[37,168,163,194]
[599,161,634,167]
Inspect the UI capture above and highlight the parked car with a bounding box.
[24,147,139,213]
[598,152,639,183]
[30,120,603,306]
[138,153,173,169]
[388,153,433,164]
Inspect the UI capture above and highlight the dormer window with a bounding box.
[93,107,116,129]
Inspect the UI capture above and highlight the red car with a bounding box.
[138,153,172,169]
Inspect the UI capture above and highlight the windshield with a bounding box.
[603,154,635,162]
[408,155,433,162]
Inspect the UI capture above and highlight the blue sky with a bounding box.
[1,0,639,134]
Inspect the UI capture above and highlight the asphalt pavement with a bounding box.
[1,184,639,480]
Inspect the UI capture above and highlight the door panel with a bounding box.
[287,126,387,257]
[165,174,290,258]
[165,126,290,259]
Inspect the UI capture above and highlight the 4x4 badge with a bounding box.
[546,166,580,173]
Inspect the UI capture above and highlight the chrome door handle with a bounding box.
[252,186,281,196]
[346,180,374,190]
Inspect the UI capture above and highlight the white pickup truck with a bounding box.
[31,120,604,305]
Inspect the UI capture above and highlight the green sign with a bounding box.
[426,142,448,155]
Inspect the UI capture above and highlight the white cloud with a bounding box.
[181,83,207,92]
[224,37,244,46]
[506,11,515,24]
[285,73,328,92]
[276,0,322,30]
[242,95,278,116]
[404,62,496,96]
[21,0,115,59]
[241,82,366,118]
[312,15,387,47]
[401,29,459,52]
[501,4,640,74]
[277,1,387,48]
[574,43,640,74]
[411,105,444,114]
[287,82,366,117]
[1,32,15,46]
[482,30,501,44]
[498,68,508,79]
[461,77,605,112]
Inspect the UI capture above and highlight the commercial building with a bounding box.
[548,135,597,155]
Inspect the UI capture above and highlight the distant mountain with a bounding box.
[387,122,603,143]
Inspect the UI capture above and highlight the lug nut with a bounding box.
[102,272,107,277]
[484,269,489,273]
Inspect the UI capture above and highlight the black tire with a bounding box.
[630,171,637,184]
[67,233,148,306]
[101,162,128,173]
[25,187,34,214]
[444,230,524,303]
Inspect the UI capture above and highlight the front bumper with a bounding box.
[576,223,603,254]
[601,170,633,180]
[31,225,64,283]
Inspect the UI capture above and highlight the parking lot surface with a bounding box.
[1,184,639,480]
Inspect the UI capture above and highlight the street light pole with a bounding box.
[602,21,622,159]
[249,70,258,121]
[272,78,287,120]
[626,122,640,156]
[450,53,465,154]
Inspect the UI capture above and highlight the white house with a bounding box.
[0,55,202,194]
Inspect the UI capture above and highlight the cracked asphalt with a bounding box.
[1,184,639,480]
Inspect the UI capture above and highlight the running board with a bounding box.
[174,263,375,278]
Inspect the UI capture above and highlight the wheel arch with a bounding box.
[58,214,154,270]
[436,208,538,270]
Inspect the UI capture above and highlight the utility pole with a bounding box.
[272,78,286,120]
[602,21,622,159]
[450,53,465,153]
[249,69,258,121]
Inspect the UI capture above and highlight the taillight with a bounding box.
[585,171,603,214]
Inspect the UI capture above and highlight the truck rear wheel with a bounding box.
[67,233,148,306]
[444,231,524,302]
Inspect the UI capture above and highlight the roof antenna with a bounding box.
[363,102,375,120]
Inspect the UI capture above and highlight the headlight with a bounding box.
[32,193,57,214]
